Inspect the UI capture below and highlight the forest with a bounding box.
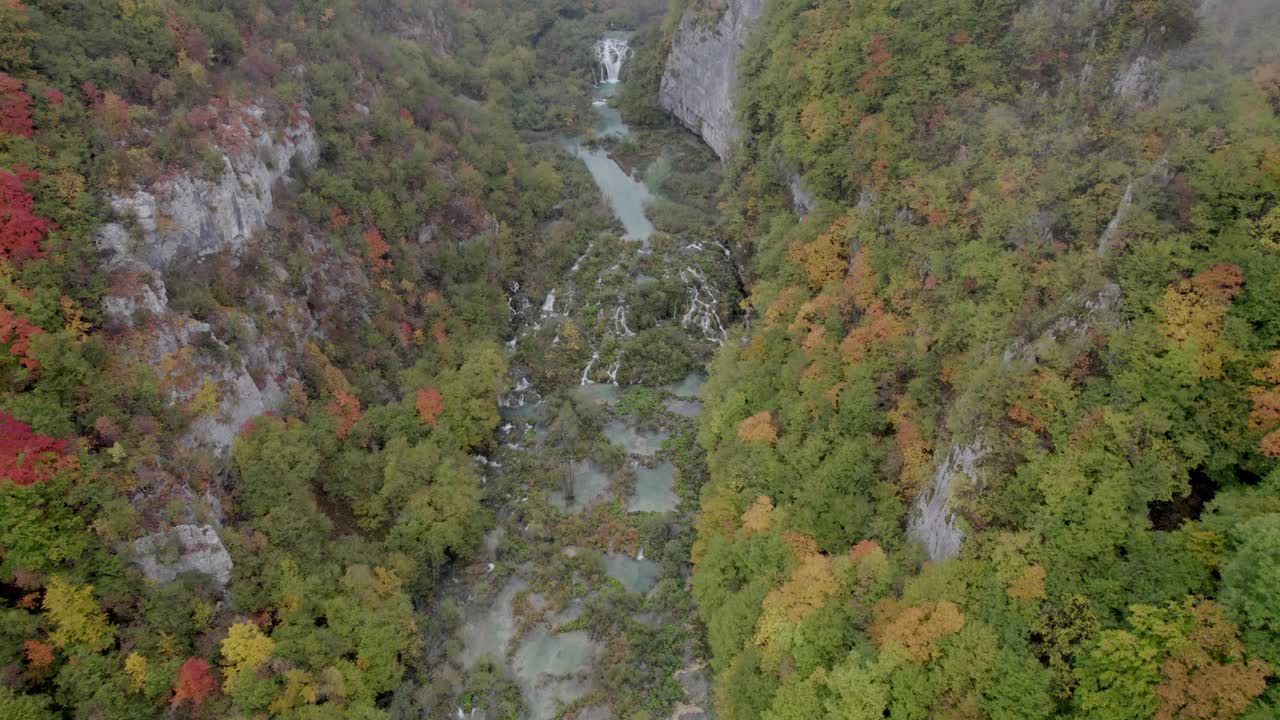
[650,0,1280,718]
[1,0,1278,718]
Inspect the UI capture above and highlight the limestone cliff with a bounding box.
[95,102,324,457]
[659,0,764,161]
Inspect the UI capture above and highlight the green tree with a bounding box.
[1221,514,1280,665]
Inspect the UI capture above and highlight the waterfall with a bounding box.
[678,266,727,345]
[580,351,600,385]
[593,37,632,84]
[611,304,636,338]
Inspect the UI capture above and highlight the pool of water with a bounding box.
[500,399,543,424]
[629,460,678,513]
[571,143,656,243]
[604,419,669,456]
[513,625,600,719]
[604,553,660,593]
[663,398,703,418]
[548,460,612,513]
[573,382,622,406]
[458,575,528,669]
[663,372,707,398]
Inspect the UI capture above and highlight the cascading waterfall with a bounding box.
[604,356,622,383]
[679,266,727,345]
[593,37,632,84]
[610,304,636,338]
[580,351,600,385]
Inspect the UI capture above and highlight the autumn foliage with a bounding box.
[326,389,362,440]
[0,72,34,137]
[1159,264,1246,379]
[0,412,73,485]
[23,639,54,668]
[737,411,778,445]
[0,167,53,263]
[871,599,967,662]
[788,215,852,289]
[171,657,217,707]
[415,387,444,427]
[364,226,390,272]
[755,542,838,647]
[740,495,775,533]
[1154,602,1272,720]
[0,304,43,370]
[1249,352,1280,458]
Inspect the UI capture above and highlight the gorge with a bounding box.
[1,1,1279,719]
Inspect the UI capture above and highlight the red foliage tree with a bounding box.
[171,657,217,706]
[23,639,54,668]
[0,72,34,137]
[0,412,73,486]
[416,387,444,427]
[0,167,52,263]
[365,226,390,271]
[0,305,43,370]
[326,389,362,440]
[42,87,62,106]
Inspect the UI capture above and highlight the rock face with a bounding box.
[659,0,765,161]
[96,104,320,456]
[96,105,319,272]
[133,524,234,587]
[909,440,989,562]
[908,284,1123,561]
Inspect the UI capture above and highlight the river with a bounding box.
[431,33,729,720]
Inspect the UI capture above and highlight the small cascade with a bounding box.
[580,351,600,385]
[605,356,622,384]
[678,266,727,345]
[501,374,541,409]
[570,242,594,274]
[593,37,632,84]
[541,289,557,316]
[610,304,636,338]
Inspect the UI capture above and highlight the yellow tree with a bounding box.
[43,578,113,652]
[1158,264,1245,379]
[220,621,275,691]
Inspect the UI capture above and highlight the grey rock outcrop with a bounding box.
[132,524,234,587]
[659,0,765,160]
[95,104,320,456]
[97,105,318,273]
[909,284,1123,561]
[909,440,989,562]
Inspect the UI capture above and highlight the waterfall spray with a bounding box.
[593,37,632,84]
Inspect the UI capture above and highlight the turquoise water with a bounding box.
[571,142,656,242]
[548,460,612,513]
[630,460,679,513]
[573,382,622,406]
[605,553,660,593]
[513,626,599,719]
[663,372,707,397]
[458,575,528,669]
[592,83,626,139]
[604,419,669,456]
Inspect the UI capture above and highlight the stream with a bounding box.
[436,33,727,720]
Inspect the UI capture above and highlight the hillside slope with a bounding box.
[0,0,659,716]
[670,0,1280,717]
